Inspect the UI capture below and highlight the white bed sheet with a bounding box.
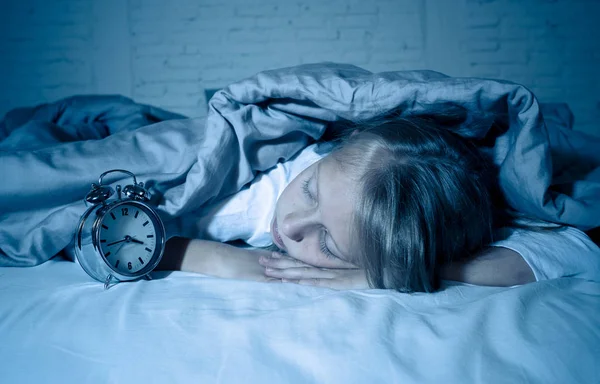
[1,259,599,384]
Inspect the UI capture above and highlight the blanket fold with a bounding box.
[1,62,599,267]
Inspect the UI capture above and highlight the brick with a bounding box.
[339,29,373,42]
[500,24,528,40]
[169,106,202,118]
[565,39,600,53]
[527,36,566,52]
[562,64,598,78]
[466,15,501,28]
[467,49,528,65]
[531,76,564,88]
[132,95,200,109]
[472,68,503,79]
[132,58,168,72]
[370,50,424,64]
[135,30,224,46]
[299,1,378,15]
[164,87,204,98]
[329,15,378,29]
[229,55,292,71]
[40,85,91,101]
[200,67,239,82]
[227,29,272,42]
[343,1,379,15]
[367,61,426,73]
[299,52,338,65]
[288,16,330,28]
[297,28,338,41]
[134,44,184,56]
[297,1,347,14]
[377,13,422,34]
[554,22,600,39]
[254,18,294,28]
[459,26,496,42]
[135,68,201,84]
[530,86,569,100]
[370,37,423,51]
[377,1,421,15]
[462,41,500,52]
[338,50,371,64]
[135,83,168,97]
[235,3,300,17]
[2,39,89,56]
[165,56,207,69]
[264,28,298,42]
[7,23,91,40]
[9,51,87,65]
[132,3,234,21]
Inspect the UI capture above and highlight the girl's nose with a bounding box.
[280,209,319,242]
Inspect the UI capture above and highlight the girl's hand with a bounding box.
[259,252,370,290]
[160,238,278,283]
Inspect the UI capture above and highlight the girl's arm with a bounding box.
[441,225,600,287]
[158,237,275,282]
[261,246,534,290]
[439,247,536,287]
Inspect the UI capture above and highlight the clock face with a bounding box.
[98,202,159,275]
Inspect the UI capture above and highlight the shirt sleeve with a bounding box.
[490,226,600,282]
[176,143,327,246]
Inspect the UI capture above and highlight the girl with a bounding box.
[158,116,600,293]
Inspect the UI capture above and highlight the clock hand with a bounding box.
[107,238,128,247]
[113,241,127,257]
[130,238,145,245]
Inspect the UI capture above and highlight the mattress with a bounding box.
[1,258,598,383]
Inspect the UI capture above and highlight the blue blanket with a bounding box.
[2,62,599,267]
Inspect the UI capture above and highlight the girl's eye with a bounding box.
[301,178,315,202]
[319,230,337,260]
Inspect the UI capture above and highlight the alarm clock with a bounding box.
[74,169,166,289]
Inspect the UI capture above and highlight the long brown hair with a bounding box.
[331,116,513,292]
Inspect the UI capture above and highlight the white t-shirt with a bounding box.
[189,143,600,283]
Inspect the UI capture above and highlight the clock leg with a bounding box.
[104,274,119,290]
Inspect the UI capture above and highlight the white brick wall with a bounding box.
[126,0,427,117]
[457,0,600,135]
[0,0,95,112]
[1,0,598,135]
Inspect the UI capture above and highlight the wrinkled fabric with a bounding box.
[1,260,599,383]
[1,62,600,267]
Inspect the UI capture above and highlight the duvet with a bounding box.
[2,62,600,267]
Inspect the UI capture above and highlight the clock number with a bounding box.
[128,262,132,270]
[121,208,129,216]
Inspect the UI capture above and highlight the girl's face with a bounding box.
[271,153,360,269]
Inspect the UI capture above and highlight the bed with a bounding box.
[1,258,599,383]
[1,63,600,383]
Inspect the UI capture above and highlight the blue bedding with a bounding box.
[2,62,600,266]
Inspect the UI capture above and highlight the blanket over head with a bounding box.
[1,62,599,267]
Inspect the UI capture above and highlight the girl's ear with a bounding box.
[350,129,360,137]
